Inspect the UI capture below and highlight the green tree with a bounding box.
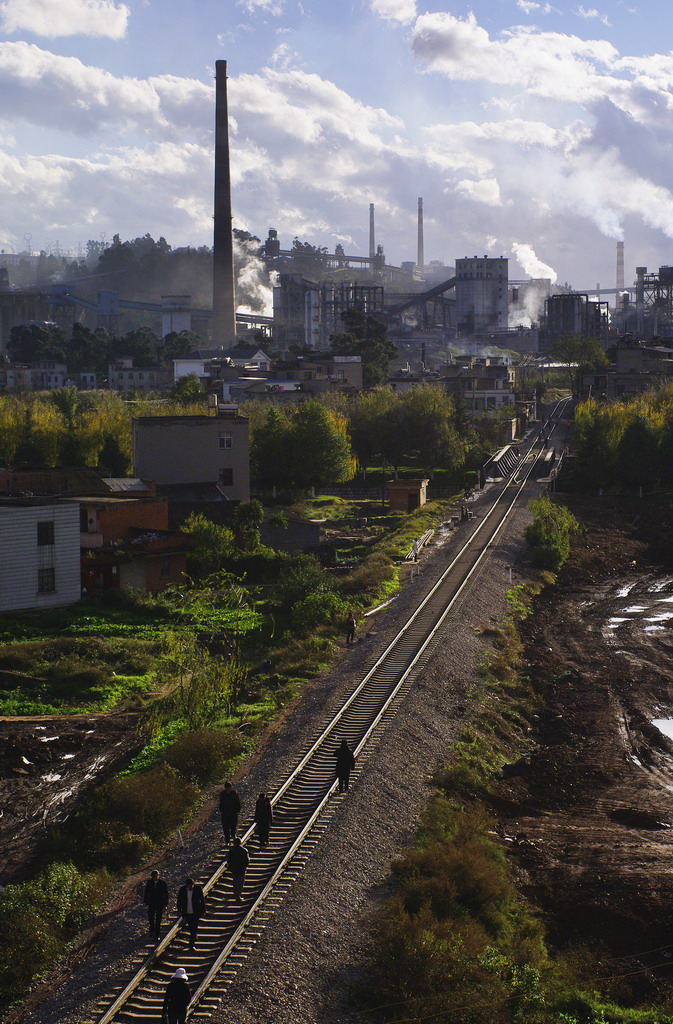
[150,632,245,729]
[180,512,234,574]
[160,331,200,364]
[615,415,659,492]
[251,406,292,492]
[525,495,580,569]
[232,499,264,551]
[171,373,204,404]
[330,309,397,388]
[402,385,466,476]
[287,401,354,492]
[550,334,608,392]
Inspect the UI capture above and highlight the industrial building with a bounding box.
[455,257,509,335]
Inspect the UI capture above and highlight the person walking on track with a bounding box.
[219,781,241,844]
[162,967,190,1024]
[176,877,205,950]
[143,869,168,941]
[254,792,273,847]
[346,611,356,645]
[226,837,250,903]
[334,738,356,792]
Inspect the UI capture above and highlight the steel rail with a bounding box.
[91,407,564,1024]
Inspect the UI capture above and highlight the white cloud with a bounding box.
[517,1,554,13]
[455,177,502,206]
[238,0,284,14]
[0,0,129,38]
[575,5,610,24]
[370,0,417,25]
[0,43,211,136]
[410,12,621,104]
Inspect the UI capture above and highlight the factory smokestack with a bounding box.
[616,240,625,295]
[369,203,375,260]
[417,197,424,271]
[212,60,237,349]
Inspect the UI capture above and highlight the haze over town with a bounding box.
[1,0,673,291]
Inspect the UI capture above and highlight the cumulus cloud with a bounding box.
[455,177,502,205]
[0,43,211,136]
[0,0,129,38]
[370,0,417,25]
[410,12,623,105]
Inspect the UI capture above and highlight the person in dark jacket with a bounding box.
[334,738,355,792]
[143,869,169,941]
[226,836,250,902]
[176,877,205,950]
[218,781,241,844]
[254,792,273,847]
[162,967,190,1024]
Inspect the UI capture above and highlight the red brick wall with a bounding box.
[98,500,169,542]
[143,552,188,593]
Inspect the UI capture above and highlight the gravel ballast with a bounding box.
[16,489,534,1024]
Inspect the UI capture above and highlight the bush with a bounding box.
[0,907,59,1005]
[276,553,334,607]
[100,764,199,842]
[525,496,580,570]
[163,728,246,785]
[290,592,348,634]
[0,861,110,1006]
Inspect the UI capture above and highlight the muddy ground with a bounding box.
[0,715,141,881]
[497,495,673,990]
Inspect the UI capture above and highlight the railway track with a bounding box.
[90,405,568,1024]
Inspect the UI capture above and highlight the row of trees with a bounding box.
[0,382,487,491]
[248,385,477,492]
[8,322,199,374]
[0,390,206,473]
[572,382,673,491]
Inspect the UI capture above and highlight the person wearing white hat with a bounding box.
[162,968,190,1024]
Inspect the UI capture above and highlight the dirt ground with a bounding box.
[497,495,673,990]
[0,714,141,882]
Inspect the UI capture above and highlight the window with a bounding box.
[38,567,55,593]
[219,468,234,486]
[160,556,171,578]
[219,433,233,450]
[37,521,54,546]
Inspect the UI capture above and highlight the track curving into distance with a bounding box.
[91,402,569,1024]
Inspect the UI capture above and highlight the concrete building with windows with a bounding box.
[455,256,509,336]
[132,408,250,502]
[0,498,80,611]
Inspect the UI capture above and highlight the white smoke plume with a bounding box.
[511,242,558,284]
[233,234,274,316]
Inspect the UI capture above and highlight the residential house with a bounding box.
[79,496,191,594]
[132,407,250,502]
[0,498,80,611]
[442,356,516,414]
[107,358,171,392]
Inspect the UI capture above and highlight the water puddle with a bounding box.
[38,735,59,742]
[41,773,63,782]
[652,719,673,741]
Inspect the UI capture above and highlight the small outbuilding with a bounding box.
[386,478,429,513]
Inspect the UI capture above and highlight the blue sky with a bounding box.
[2,0,673,299]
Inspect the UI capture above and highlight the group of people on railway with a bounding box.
[151,739,356,1022]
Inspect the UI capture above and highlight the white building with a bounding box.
[0,499,81,611]
[455,256,509,335]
